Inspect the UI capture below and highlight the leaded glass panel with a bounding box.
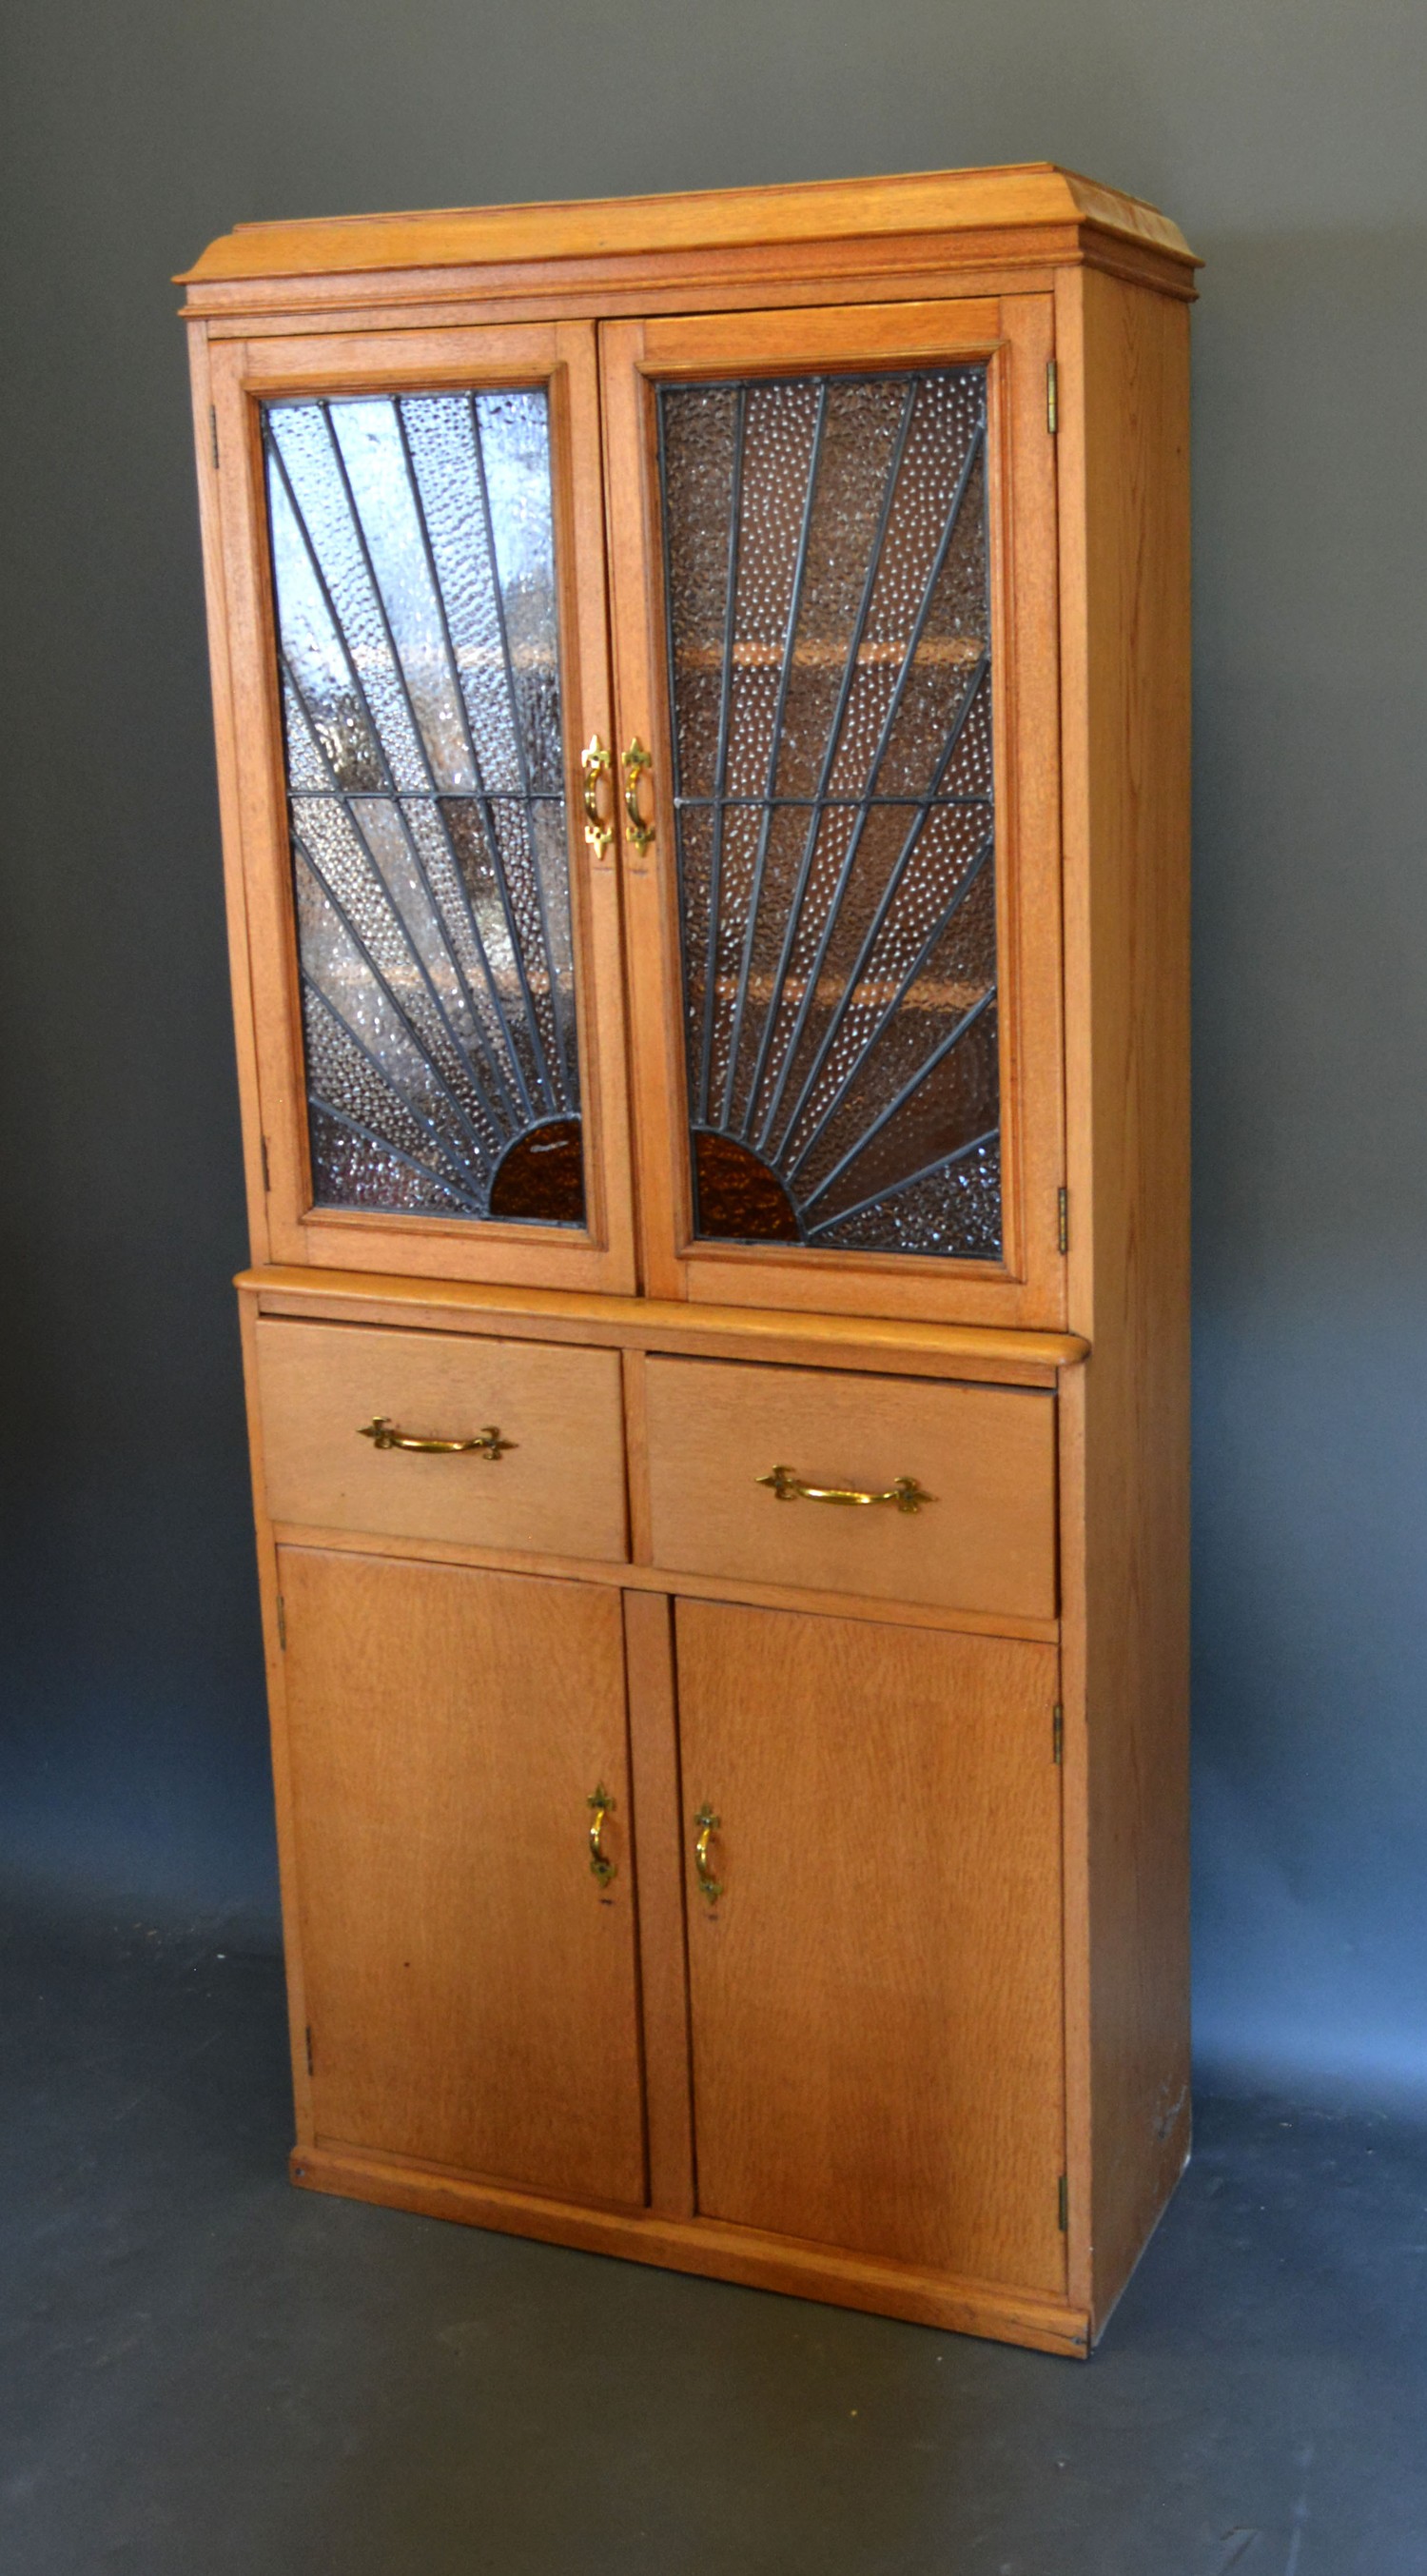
[657,365,999,1260]
[264,388,583,1227]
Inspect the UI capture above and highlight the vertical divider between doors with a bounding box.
[599,318,693,1301]
[622,1587,697,2217]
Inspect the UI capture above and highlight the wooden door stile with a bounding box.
[600,314,691,1301]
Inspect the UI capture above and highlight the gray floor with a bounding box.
[3,1898,1425,2576]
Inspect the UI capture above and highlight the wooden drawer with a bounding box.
[253,1318,628,1562]
[644,1358,1056,1620]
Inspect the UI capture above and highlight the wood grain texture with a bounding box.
[620,1349,654,1563]
[281,1547,646,2205]
[291,2145,1089,2352]
[599,293,1068,1330]
[186,329,271,1264]
[266,1522,1060,1642]
[646,1357,1057,1621]
[622,1593,695,2214]
[676,1603,1065,2290]
[188,248,1180,343]
[177,164,1196,290]
[236,1288,313,2138]
[240,1263,1087,1384]
[1055,264,1193,2330]
[254,1317,628,1560]
[187,171,1193,2356]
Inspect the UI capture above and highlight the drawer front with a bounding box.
[254,1319,628,1562]
[644,1358,1056,1620]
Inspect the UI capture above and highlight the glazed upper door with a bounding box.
[204,323,635,1289]
[602,297,1064,1327]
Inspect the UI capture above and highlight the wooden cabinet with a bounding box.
[182,163,1195,2356]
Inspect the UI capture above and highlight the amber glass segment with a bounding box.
[264,388,585,1228]
[489,1118,585,1223]
[657,366,998,1260]
[692,1133,801,1243]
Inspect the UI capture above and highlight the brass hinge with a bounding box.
[1057,1187,1069,1255]
[276,1596,286,1651]
[304,2024,314,2076]
[1058,2173,1069,2232]
[260,1135,271,1193]
[1052,1703,1064,1765]
[1046,359,1058,435]
[209,404,220,471]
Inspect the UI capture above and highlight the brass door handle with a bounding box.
[757,1464,931,1514]
[587,1783,616,1889]
[621,738,655,854]
[693,1805,722,1904]
[359,1417,515,1460]
[581,734,614,858]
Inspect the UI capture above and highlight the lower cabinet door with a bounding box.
[676,1601,1065,2291]
[280,1547,646,2209]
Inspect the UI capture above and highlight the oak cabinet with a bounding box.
[182,163,1195,2356]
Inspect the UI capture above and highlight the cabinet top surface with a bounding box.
[177,162,1198,295]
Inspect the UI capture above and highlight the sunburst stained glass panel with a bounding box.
[264,387,584,1226]
[658,364,999,1261]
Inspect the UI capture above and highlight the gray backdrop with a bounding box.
[3,0,1425,2100]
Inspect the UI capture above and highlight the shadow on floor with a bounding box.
[2,1893,1424,2576]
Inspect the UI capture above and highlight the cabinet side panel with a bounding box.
[236,1286,313,2141]
[1057,267,1192,2328]
[187,325,272,1261]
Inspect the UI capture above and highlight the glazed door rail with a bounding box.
[601,296,1066,1329]
[205,322,636,1292]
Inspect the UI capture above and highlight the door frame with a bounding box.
[600,293,1065,1328]
[205,319,638,1291]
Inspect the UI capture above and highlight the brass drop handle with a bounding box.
[693,1805,722,1905]
[359,1416,515,1461]
[621,738,655,855]
[587,1782,616,1889]
[757,1464,931,1514]
[581,734,614,858]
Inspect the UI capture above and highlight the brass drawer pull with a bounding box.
[621,737,655,854]
[581,734,614,857]
[587,1783,616,1889]
[693,1805,722,1904]
[358,1416,516,1461]
[757,1464,931,1514]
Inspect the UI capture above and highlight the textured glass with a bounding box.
[659,364,998,1259]
[264,388,583,1225]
